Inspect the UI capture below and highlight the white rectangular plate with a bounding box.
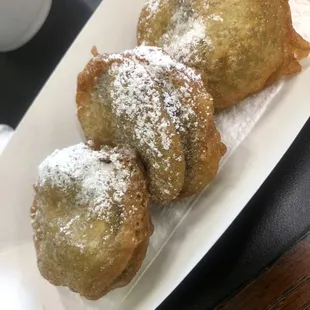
[0,0,309,309]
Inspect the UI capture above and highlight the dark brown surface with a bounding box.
[217,233,310,310]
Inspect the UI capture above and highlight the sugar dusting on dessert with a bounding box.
[129,46,201,132]
[36,143,130,220]
[208,13,223,22]
[146,0,160,15]
[132,45,203,82]
[162,10,213,63]
[98,45,209,148]
[106,46,214,201]
[91,46,209,201]
[32,144,139,253]
[110,57,173,155]
[140,1,219,63]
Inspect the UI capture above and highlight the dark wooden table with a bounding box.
[217,234,310,310]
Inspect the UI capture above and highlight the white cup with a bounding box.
[0,125,14,154]
[0,0,52,52]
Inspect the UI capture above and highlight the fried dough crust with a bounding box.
[138,0,310,109]
[77,47,225,202]
[31,143,153,299]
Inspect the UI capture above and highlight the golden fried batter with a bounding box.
[77,46,225,203]
[31,143,153,300]
[77,49,185,204]
[138,0,310,109]
[129,47,226,197]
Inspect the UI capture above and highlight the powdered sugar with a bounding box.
[91,46,211,202]
[146,0,160,15]
[208,13,223,22]
[107,46,209,156]
[37,143,131,220]
[128,46,200,132]
[110,58,173,155]
[162,10,213,63]
[140,1,215,62]
[132,45,203,82]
